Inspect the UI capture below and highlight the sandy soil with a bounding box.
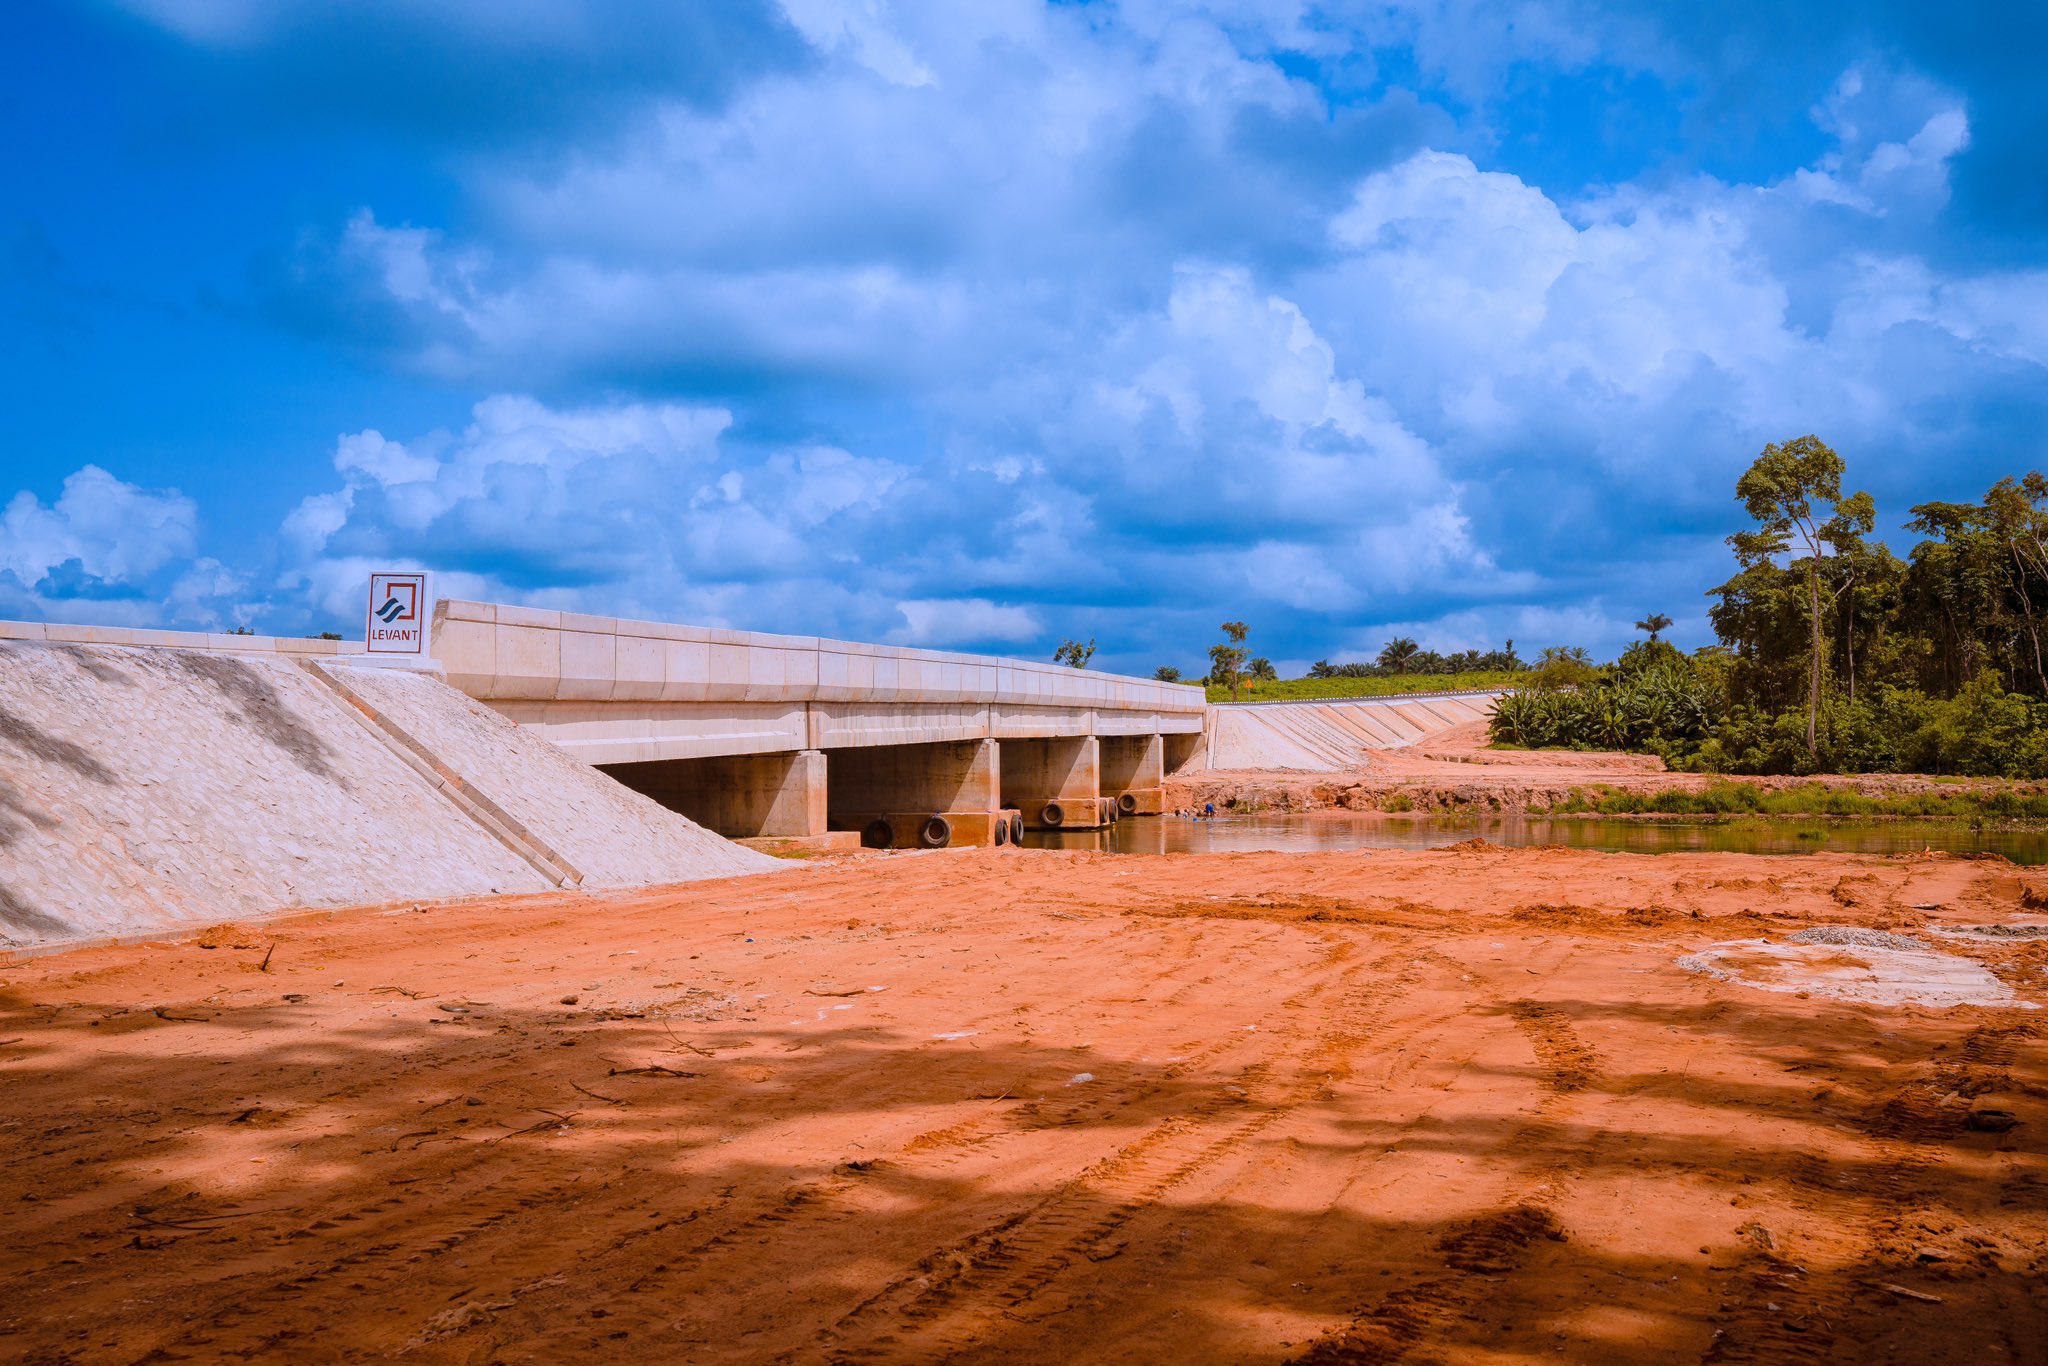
[3,844,2045,1363]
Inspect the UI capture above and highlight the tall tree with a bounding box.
[1052,638,1096,669]
[1984,473,2048,696]
[1729,435,1873,758]
[1210,621,1251,699]
[1377,636,1420,674]
[1634,613,1673,642]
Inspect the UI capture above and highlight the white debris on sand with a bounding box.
[1789,926,1927,951]
[1680,927,2034,1009]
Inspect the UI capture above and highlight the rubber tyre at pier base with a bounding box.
[918,816,953,849]
[861,818,893,849]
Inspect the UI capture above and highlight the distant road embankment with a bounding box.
[1201,691,1501,771]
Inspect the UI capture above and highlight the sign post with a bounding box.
[366,572,431,655]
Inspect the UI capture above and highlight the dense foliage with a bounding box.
[1488,443,2048,777]
[1309,642,1524,678]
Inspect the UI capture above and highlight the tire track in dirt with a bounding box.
[1696,1023,2031,1360]
[1506,1000,1599,1093]
[1288,972,1611,1364]
[132,1168,592,1360]
[500,930,1366,1356]
[790,942,1419,1363]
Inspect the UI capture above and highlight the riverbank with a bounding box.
[1170,718,2048,819]
[3,844,2043,1361]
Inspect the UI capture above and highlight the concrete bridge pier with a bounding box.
[827,738,1011,849]
[1100,733,1166,816]
[602,750,829,842]
[1001,736,1107,830]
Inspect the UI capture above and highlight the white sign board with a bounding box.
[365,572,430,654]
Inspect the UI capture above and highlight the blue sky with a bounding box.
[5,1,2047,675]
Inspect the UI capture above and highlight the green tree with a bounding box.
[1248,657,1278,682]
[1634,613,1673,642]
[1983,472,2048,695]
[1209,621,1251,699]
[1377,636,1420,674]
[1729,435,1873,758]
[1152,665,1184,683]
[1053,638,1096,669]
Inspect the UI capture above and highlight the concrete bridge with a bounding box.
[430,601,1207,849]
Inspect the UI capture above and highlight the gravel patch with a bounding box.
[1789,926,1926,951]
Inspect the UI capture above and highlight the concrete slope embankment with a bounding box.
[320,663,771,888]
[0,641,771,950]
[1203,693,1499,771]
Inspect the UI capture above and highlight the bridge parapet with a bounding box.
[434,600,1200,714]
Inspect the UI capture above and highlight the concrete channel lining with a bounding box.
[1203,692,1502,772]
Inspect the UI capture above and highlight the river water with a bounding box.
[1020,813,2048,864]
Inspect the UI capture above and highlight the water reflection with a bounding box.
[1021,813,2048,864]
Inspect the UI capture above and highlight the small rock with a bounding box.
[560,995,579,1006]
[1967,1108,2018,1133]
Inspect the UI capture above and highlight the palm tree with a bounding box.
[1378,636,1421,674]
[1634,613,1673,642]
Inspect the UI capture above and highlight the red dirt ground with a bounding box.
[3,844,2044,1363]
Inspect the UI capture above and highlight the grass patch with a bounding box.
[1207,671,1518,704]
[1536,780,2048,822]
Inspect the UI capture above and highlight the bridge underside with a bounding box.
[604,731,1192,849]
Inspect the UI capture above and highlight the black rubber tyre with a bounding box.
[1009,812,1025,844]
[1118,792,1139,814]
[861,818,893,849]
[993,816,1009,847]
[918,815,952,849]
[1040,801,1065,828]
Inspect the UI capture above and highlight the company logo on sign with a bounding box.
[366,572,430,654]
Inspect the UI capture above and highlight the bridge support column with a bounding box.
[1100,733,1165,816]
[827,739,1010,849]
[1001,736,1105,830]
[602,750,828,841]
